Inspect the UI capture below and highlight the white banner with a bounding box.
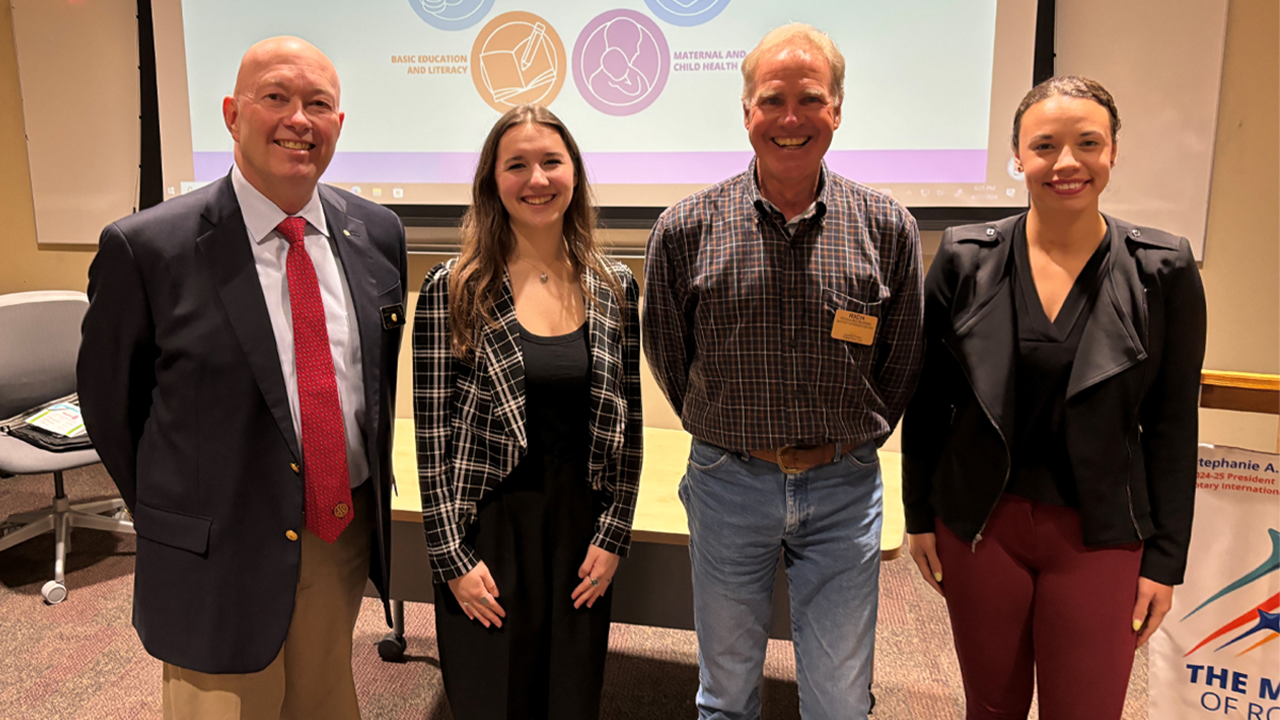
[1150,444,1280,720]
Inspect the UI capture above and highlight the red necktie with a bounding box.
[277,217,353,544]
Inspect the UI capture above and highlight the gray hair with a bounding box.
[741,23,845,106]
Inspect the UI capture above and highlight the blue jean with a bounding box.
[679,439,883,720]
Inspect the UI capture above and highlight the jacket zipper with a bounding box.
[1123,435,1142,537]
[942,338,1011,551]
[1123,286,1150,538]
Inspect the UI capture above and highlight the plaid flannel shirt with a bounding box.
[413,258,643,582]
[643,160,925,450]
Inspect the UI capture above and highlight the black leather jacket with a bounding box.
[902,213,1206,585]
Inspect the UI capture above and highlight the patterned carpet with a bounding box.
[0,465,1148,719]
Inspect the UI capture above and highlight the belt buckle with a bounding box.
[776,445,804,475]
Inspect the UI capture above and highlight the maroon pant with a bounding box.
[936,495,1143,720]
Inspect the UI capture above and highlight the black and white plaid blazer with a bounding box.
[412,258,643,582]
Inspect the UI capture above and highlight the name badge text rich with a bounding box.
[831,310,878,345]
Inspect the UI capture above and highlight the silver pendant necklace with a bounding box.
[514,254,553,283]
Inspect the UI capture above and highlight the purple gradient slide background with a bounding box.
[193,149,986,186]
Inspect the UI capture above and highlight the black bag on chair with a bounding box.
[6,423,93,452]
[1,395,94,453]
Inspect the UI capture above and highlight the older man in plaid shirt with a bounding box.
[643,23,924,720]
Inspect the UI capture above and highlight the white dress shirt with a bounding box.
[231,166,369,488]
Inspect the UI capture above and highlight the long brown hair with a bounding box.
[448,104,623,361]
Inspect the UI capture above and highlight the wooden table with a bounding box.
[628,426,905,556]
[382,421,906,643]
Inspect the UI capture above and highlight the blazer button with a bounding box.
[285,530,299,542]
[1130,228,1142,238]
[290,463,300,475]
[334,503,350,518]
[985,227,996,237]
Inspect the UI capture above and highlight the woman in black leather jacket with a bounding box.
[901,76,1206,720]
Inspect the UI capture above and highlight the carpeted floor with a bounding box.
[0,465,1148,719]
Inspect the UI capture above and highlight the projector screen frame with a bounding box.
[137,0,1056,232]
[394,203,1047,233]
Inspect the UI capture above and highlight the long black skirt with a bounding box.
[435,459,612,720]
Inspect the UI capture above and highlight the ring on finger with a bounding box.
[589,577,599,587]
[462,601,472,608]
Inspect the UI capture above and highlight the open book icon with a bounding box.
[481,22,556,103]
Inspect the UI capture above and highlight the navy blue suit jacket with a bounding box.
[78,175,407,673]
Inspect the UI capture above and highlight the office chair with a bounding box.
[0,290,133,604]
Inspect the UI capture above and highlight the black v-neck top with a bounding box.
[514,320,591,475]
[1006,219,1111,507]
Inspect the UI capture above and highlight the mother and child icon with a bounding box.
[578,14,667,112]
[588,18,656,102]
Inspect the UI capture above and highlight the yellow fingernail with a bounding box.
[934,572,943,583]
[1133,619,1143,632]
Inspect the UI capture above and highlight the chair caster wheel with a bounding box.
[42,580,67,605]
[377,632,406,663]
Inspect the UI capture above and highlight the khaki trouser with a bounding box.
[162,483,373,720]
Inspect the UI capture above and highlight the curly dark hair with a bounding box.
[1012,75,1121,150]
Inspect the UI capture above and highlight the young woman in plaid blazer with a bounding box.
[412,104,643,720]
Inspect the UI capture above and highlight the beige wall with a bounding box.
[4,1,1275,447]
[0,3,94,294]
[1195,0,1280,451]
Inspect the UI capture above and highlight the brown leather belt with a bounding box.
[748,443,839,475]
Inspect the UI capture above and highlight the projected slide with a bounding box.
[159,0,1035,208]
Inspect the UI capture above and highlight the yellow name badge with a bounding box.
[831,309,878,346]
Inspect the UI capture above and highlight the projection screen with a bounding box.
[154,0,1041,219]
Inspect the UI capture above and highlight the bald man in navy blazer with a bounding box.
[78,37,406,719]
